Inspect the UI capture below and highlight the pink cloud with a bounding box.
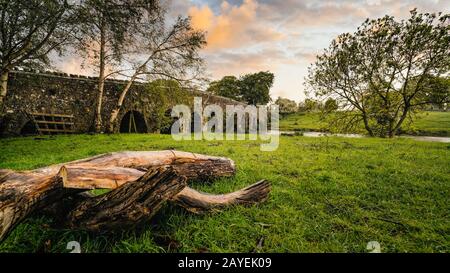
[188,0,284,50]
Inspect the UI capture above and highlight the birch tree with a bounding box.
[74,0,160,132]
[107,15,206,133]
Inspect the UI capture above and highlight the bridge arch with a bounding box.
[119,111,148,133]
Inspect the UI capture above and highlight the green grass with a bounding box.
[280,111,450,136]
[403,111,450,136]
[0,134,449,253]
[279,112,327,132]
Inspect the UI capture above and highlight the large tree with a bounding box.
[0,0,74,110]
[74,0,160,132]
[307,10,450,137]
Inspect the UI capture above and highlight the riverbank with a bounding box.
[279,131,450,143]
[280,111,450,137]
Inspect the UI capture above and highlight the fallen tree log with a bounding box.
[0,151,271,243]
[55,166,271,216]
[0,171,65,242]
[65,166,187,231]
[0,151,235,242]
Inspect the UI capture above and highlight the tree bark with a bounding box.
[65,166,187,232]
[108,75,137,133]
[57,166,271,214]
[173,180,271,213]
[94,21,106,133]
[0,171,66,242]
[0,151,236,242]
[392,105,410,137]
[361,111,374,137]
[0,70,9,111]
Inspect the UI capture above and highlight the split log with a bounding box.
[0,171,65,242]
[0,151,235,242]
[56,166,271,215]
[55,151,236,181]
[65,166,187,232]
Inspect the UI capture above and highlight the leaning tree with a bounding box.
[73,0,162,133]
[307,9,450,137]
[0,0,74,111]
[106,15,206,133]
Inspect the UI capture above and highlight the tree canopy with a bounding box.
[0,0,75,109]
[207,71,274,105]
[73,0,162,131]
[107,15,206,132]
[275,97,298,115]
[207,76,241,101]
[240,71,274,105]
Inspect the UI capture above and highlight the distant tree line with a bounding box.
[273,97,338,116]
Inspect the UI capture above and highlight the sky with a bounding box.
[56,0,450,102]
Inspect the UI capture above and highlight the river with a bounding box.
[278,131,450,143]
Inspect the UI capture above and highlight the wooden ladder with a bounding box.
[29,112,75,135]
[128,111,137,133]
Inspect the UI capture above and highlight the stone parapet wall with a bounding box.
[0,70,244,136]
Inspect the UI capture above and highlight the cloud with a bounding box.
[52,0,450,103]
[259,0,450,29]
[188,0,283,50]
[294,51,317,64]
[189,5,214,30]
[203,46,302,80]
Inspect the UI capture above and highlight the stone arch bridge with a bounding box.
[0,70,245,136]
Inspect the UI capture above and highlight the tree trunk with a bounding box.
[0,171,66,242]
[57,165,271,214]
[0,70,9,111]
[95,23,106,133]
[392,105,410,137]
[108,76,136,133]
[108,53,152,133]
[361,112,374,137]
[0,151,270,241]
[65,166,187,231]
[0,151,236,242]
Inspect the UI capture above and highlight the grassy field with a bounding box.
[279,112,327,132]
[0,134,449,253]
[404,111,450,136]
[280,111,450,136]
